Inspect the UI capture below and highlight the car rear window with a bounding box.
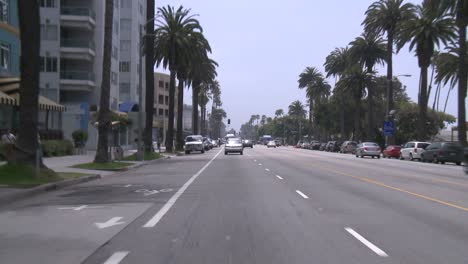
[443,143,462,151]
[364,143,378,147]
[229,139,241,144]
[418,143,430,149]
[186,137,201,142]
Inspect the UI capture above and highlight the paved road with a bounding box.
[1,146,467,263]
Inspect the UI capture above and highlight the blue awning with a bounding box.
[119,101,139,113]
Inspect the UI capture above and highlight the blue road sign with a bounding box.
[383,121,395,136]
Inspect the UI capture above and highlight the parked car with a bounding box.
[267,140,277,148]
[340,141,357,154]
[184,135,205,154]
[242,139,254,148]
[225,138,243,155]
[319,142,327,151]
[203,137,213,150]
[325,141,341,152]
[400,141,431,161]
[311,141,321,150]
[274,139,282,146]
[464,147,468,174]
[301,142,311,149]
[355,142,381,158]
[420,142,464,165]
[382,145,401,158]
[211,139,219,148]
[295,140,304,148]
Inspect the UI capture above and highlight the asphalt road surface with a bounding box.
[1,145,467,264]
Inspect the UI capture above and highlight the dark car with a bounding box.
[325,141,341,152]
[203,137,212,150]
[311,141,321,150]
[340,141,357,154]
[382,145,401,158]
[319,143,327,151]
[421,142,464,165]
[242,139,253,148]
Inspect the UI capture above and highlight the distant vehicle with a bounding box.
[382,145,401,158]
[325,141,341,152]
[260,135,273,145]
[267,140,277,148]
[295,140,304,148]
[420,142,464,165]
[400,141,431,161]
[203,137,213,150]
[211,139,219,148]
[319,142,327,151]
[301,142,311,149]
[225,138,243,155]
[184,135,205,154]
[340,141,357,154]
[355,142,381,159]
[242,139,253,148]
[311,141,321,150]
[274,139,282,146]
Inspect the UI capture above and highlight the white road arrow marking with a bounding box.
[95,217,125,229]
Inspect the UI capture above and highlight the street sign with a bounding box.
[383,121,395,136]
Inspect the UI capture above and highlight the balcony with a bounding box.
[60,38,95,61]
[60,71,95,92]
[60,7,96,30]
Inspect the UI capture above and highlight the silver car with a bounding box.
[184,135,205,154]
[225,138,243,155]
[355,142,381,159]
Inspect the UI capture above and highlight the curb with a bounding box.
[0,174,101,205]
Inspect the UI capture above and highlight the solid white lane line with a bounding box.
[143,148,223,228]
[265,168,270,172]
[103,251,129,264]
[295,190,309,199]
[345,228,388,257]
[276,175,284,180]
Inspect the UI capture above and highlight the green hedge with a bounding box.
[42,140,74,157]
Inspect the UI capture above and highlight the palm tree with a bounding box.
[12,0,47,170]
[455,0,468,146]
[199,81,212,135]
[298,67,322,137]
[349,32,387,140]
[154,5,203,152]
[324,47,351,138]
[94,0,114,163]
[336,66,368,141]
[288,100,307,141]
[363,0,416,142]
[275,109,284,118]
[144,0,155,152]
[397,0,456,139]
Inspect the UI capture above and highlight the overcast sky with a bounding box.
[155,0,465,131]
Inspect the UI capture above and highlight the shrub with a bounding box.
[72,130,88,148]
[42,140,74,157]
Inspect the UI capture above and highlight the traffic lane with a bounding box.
[0,149,220,264]
[248,147,468,263]
[83,146,386,264]
[256,146,468,206]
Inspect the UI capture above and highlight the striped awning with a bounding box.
[9,93,66,112]
[0,91,15,105]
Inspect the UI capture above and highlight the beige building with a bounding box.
[153,72,177,143]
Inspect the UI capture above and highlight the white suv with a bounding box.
[400,141,431,161]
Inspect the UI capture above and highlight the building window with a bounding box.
[112,46,118,59]
[165,82,169,90]
[0,43,10,71]
[120,40,130,52]
[121,0,131,8]
[40,24,58,40]
[165,109,169,117]
[158,108,164,116]
[139,3,143,14]
[0,0,8,23]
[114,20,119,35]
[158,81,164,88]
[40,0,56,8]
[165,96,168,105]
[119,61,130,72]
[40,56,57,72]
[158,95,164,104]
[114,0,119,9]
[120,19,131,32]
[111,72,118,85]
[120,82,130,93]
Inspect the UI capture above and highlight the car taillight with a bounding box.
[364,148,368,151]
[414,148,417,153]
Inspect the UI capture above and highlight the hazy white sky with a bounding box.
[155,0,465,131]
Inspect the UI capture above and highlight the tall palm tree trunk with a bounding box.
[144,0,155,152]
[457,0,467,146]
[340,94,345,139]
[366,67,374,141]
[200,104,206,135]
[192,81,200,135]
[166,58,176,153]
[176,78,184,151]
[418,66,429,140]
[308,100,313,139]
[386,31,395,144]
[354,95,361,141]
[94,0,113,163]
[12,0,43,167]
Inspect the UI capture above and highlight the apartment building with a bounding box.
[0,0,19,78]
[154,72,177,143]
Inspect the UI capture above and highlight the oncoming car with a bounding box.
[225,138,244,155]
[184,135,205,154]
